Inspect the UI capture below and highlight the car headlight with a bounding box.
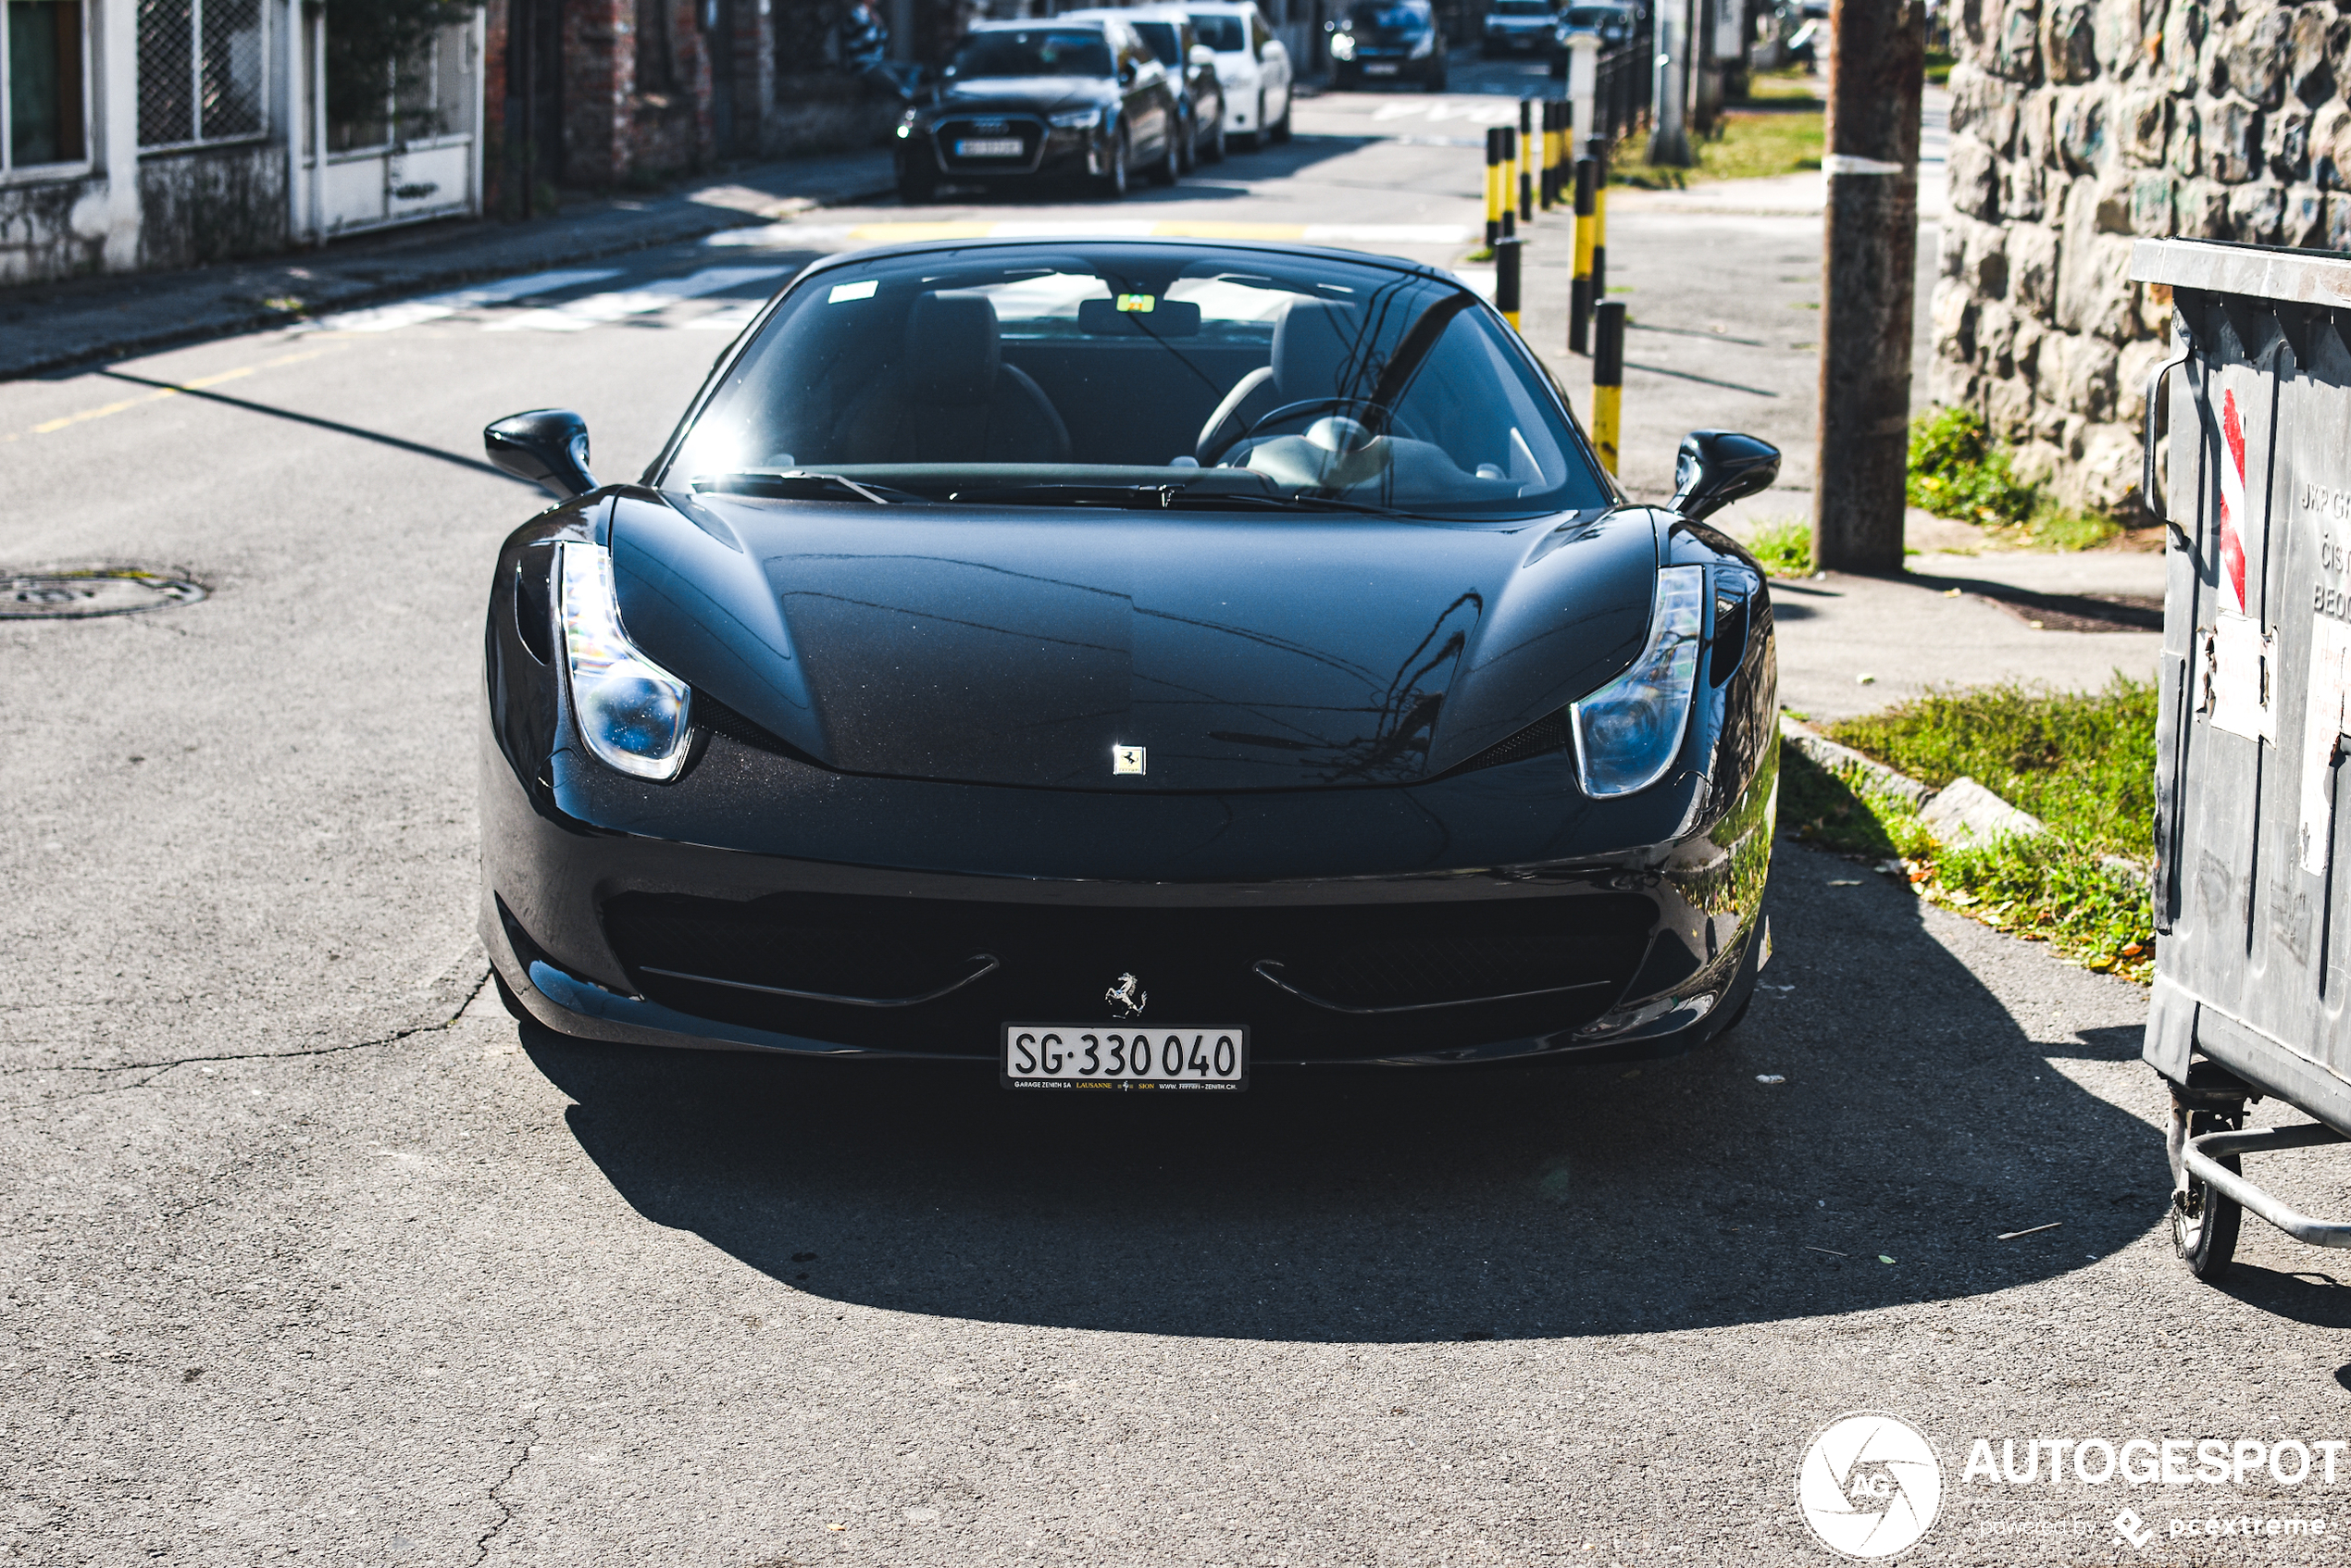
[1410,30,1435,56]
[1571,566,1705,798]
[558,541,693,781]
[1329,30,1356,57]
[1049,106,1104,129]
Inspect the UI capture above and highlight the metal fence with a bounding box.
[138,0,267,149]
[1591,39,1648,145]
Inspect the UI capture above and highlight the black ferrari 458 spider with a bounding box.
[479,237,1783,1090]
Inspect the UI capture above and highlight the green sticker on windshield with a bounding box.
[1115,293,1157,314]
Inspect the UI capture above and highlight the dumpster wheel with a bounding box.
[2171,1104,2243,1280]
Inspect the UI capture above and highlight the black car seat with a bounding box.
[1195,298,1366,462]
[832,292,1072,463]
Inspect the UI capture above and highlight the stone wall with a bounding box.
[1933,0,2349,514]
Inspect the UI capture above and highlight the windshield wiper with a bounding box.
[688,470,922,505]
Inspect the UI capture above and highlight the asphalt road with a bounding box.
[7,60,2350,1568]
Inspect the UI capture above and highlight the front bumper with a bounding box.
[902,120,1104,184]
[480,714,1777,1068]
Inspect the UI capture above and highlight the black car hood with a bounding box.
[929,77,1112,116]
[610,494,1659,792]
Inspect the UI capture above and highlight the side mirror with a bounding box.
[485,409,597,501]
[1669,429,1779,521]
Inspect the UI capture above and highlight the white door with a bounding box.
[303,9,482,238]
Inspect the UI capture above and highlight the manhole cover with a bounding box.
[1,568,207,619]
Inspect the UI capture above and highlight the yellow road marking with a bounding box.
[8,342,339,442]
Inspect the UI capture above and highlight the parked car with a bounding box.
[1549,1,1638,74]
[1064,6,1225,168]
[1328,0,1448,90]
[478,237,1784,1088]
[893,18,1182,201]
[1481,0,1557,57]
[1188,2,1292,147]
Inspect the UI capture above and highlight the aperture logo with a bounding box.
[1798,1412,1945,1558]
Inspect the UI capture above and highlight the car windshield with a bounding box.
[949,29,1113,78]
[1491,2,1551,15]
[1188,13,1247,49]
[664,244,1611,519]
[1347,0,1432,27]
[1563,6,1618,24]
[1131,20,1184,64]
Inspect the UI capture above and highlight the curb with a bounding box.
[1,177,900,381]
[1777,713,2150,885]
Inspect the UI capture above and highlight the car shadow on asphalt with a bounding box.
[516,841,2171,1343]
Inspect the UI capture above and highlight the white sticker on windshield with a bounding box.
[827,280,879,304]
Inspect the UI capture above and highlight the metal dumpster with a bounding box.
[2132,237,2351,1277]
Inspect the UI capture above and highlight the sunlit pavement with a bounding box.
[2,56,2336,1568]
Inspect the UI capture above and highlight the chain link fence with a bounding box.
[138,0,265,148]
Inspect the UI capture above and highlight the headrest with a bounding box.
[1273,299,1367,401]
[904,292,1001,405]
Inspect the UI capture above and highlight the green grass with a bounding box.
[1780,678,2158,979]
[1744,516,1813,577]
[1827,678,2156,854]
[1736,67,1820,102]
[1610,101,1822,188]
[1908,404,2122,548]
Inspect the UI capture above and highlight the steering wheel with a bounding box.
[1198,396,1424,468]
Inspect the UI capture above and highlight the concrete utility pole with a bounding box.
[1648,0,1693,167]
[1811,0,1924,574]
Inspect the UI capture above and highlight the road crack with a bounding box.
[15,967,490,1101]
[472,1411,542,1565]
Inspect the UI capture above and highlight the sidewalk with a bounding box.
[0,150,897,380]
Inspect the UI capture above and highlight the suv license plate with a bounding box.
[1003,1026,1248,1091]
[955,137,1026,156]
[1365,62,1400,73]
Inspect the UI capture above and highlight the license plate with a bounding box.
[1365,62,1400,73]
[1003,1025,1248,1090]
[954,137,1025,157]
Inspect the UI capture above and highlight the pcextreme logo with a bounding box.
[1797,1411,1945,1559]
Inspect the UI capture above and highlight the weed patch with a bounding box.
[1779,678,2157,979]
[1907,405,2121,551]
[1744,516,1814,578]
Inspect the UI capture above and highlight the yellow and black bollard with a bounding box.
[1537,102,1555,210]
[1544,101,1566,209]
[1589,136,1609,309]
[1495,234,1523,332]
[1568,155,1596,355]
[1484,127,1501,250]
[1592,298,1624,475]
[1518,100,1535,222]
[1498,128,1516,239]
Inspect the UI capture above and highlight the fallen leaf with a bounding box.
[1878,1255,1897,1264]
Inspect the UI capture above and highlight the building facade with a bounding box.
[1,0,491,286]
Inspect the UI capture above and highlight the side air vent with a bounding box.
[1449,710,1572,776]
